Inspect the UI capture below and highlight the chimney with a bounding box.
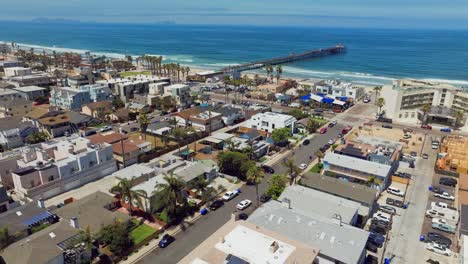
[282,198,291,209]
[70,217,79,229]
[37,199,45,208]
[269,241,279,253]
[231,211,240,222]
[331,214,342,226]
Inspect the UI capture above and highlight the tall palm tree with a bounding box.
[373,86,382,105]
[376,97,385,116]
[275,65,283,83]
[247,166,265,206]
[110,178,146,215]
[283,158,300,185]
[138,113,150,139]
[314,150,325,163]
[420,104,432,125]
[189,176,215,203]
[170,127,188,155]
[454,110,465,127]
[152,174,187,218]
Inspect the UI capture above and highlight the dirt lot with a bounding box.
[128,132,177,148]
[350,124,425,154]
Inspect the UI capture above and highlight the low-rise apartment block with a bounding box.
[8,72,53,87]
[50,84,112,111]
[0,89,33,118]
[164,84,192,107]
[247,112,296,133]
[4,67,32,78]
[12,85,47,101]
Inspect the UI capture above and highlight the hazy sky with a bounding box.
[1,0,467,28]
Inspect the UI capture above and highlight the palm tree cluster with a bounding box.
[136,55,190,82]
[110,178,146,215]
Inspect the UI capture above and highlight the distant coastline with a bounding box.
[1,22,468,87]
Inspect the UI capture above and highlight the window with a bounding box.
[399,114,402,118]
[48,175,54,182]
[272,124,275,129]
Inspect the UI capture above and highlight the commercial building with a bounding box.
[381,79,468,128]
[2,137,117,200]
[248,200,369,264]
[4,67,32,78]
[179,212,319,264]
[315,80,365,101]
[247,112,296,133]
[12,85,47,101]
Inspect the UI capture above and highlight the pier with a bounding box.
[221,44,346,73]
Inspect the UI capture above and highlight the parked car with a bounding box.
[422,153,429,159]
[426,242,451,256]
[366,241,379,253]
[299,163,308,170]
[320,127,327,134]
[260,193,271,203]
[403,128,413,133]
[371,218,391,229]
[395,172,411,179]
[370,225,387,235]
[421,124,433,130]
[387,186,405,197]
[209,199,224,210]
[427,232,452,247]
[379,205,397,215]
[365,254,378,264]
[337,133,343,138]
[328,122,335,128]
[439,177,457,187]
[239,213,249,220]
[373,212,392,223]
[100,126,112,132]
[440,128,452,133]
[261,165,275,174]
[432,186,447,194]
[403,134,412,139]
[302,139,310,146]
[368,232,385,245]
[363,98,371,103]
[377,116,393,123]
[342,126,352,134]
[434,192,455,201]
[222,191,239,201]
[386,198,404,208]
[236,199,252,210]
[158,234,175,248]
[410,151,417,157]
[382,124,393,129]
[327,139,335,145]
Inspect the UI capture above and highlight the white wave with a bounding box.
[207,62,240,67]
[283,66,395,81]
[15,42,90,54]
[163,55,194,63]
[421,78,468,86]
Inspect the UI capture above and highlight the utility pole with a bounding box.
[119,128,126,168]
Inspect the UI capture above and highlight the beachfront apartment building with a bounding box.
[0,89,33,118]
[323,136,402,191]
[164,84,192,107]
[381,79,468,128]
[315,80,365,101]
[247,112,297,133]
[4,67,32,78]
[0,137,117,200]
[50,84,112,111]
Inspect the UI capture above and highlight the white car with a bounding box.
[100,126,112,132]
[328,139,335,145]
[432,218,450,225]
[434,192,455,201]
[387,187,405,197]
[236,199,252,210]
[299,163,308,170]
[332,120,337,125]
[426,242,452,256]
[373,211,391,223]
[222,191,239,201]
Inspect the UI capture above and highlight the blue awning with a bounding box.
[23,211,54,227]
[322,98,335,104]
[299,94,311,101]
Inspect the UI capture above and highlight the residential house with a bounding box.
[215,105,243,125]
[164,84,192,107]
[247,112,296,133]
[112,138,152,167]
[189,110,224,132]
[108,108,130,122]
[0,184,9,214]
[37,112,72,138]
[12,85,47,101]
[4,67,32,78]
[81,100,113,119]
[0,117,38,149]
[0,89,33,118]
[50,84,112,111]
[67,74,94,88]
[127,102,150,114]
[7,137,117,200]
[8,72,53,87]
[173,160,218,184]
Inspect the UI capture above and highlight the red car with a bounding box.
[421,124,432,130]
[342,126,352,134]
[320,127,327,134]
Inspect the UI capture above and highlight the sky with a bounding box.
[1,0,468,29]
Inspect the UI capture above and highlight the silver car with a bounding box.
[379,205,396,215]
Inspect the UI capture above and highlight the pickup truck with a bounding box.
[434,192,455,201]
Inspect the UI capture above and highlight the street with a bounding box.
[137,123,344,264]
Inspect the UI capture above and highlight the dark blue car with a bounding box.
[158,234,175,248]
[440,128,452,133]
[368,232,385,245]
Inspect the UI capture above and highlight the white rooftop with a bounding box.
[215,224,296,264]
[131,174,167,195]
[324,152,392,178]
[251,112,296,122]
[165,84,189,89]
[12,86,46,92]
[112,164,154,181]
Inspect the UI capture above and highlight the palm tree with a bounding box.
[110,178,146,215]
[189,176,215,203]
[420,104,432,125]
[373,86,382,104]
[275,65,283,83]
[376,97,385,116]
[247,166,265,206]
[283,158,300,185]
[138,113,150,139]
[152,173,187,218]
[170,127,188,155]
[454,110,465,127]
[314,150,325,163]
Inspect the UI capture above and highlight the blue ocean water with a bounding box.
[1,21,467,86]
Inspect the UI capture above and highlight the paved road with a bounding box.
[137,123,344,264]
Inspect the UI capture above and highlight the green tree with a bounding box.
[314,150,325,163]
[271,127,290,146]
[288,109,308,120]
[137,113,150,138]
[25,131,49,144]
[420,104,432,125]
[110,178,146,215]
[247,166,265,206]
[283,158,300,185]
[306,118,321,133]
[112,97,125,109]
[454,110,465,127]
[217,151,255,180]
[99,221,133,257]
[275,65,283,83]
[376,97,385,115]
[265,174,287,200]
[0,227,14,250]
[170,127,189,154]
[373,86,382,103]
[188,176,215,203]
[151,174,187,220]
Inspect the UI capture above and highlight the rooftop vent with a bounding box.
[49,232,56,238]
[269,241,279,253]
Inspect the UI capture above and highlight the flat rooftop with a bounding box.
[12,85,47,93]
[324,152,392,178]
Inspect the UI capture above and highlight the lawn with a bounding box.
[120,71,151,77]
[310,116,328,124]
[130,220,157,245]
[309,163,323,173]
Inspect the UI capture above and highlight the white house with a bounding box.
[247,112,296,133]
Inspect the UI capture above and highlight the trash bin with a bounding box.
[237,188,242,194]
[428,186,433,191]
[200,208,208,215]
[403,204,408,209]
[420,235,425,241]
[384,258,390,264]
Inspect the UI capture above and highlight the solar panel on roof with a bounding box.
[22,211,53,227]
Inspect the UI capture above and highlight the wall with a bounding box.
[0,156,21,188]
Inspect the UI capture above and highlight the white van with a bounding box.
[373,211,392,223]
[387,186,405,197]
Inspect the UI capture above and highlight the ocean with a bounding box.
[1,21,467,86]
